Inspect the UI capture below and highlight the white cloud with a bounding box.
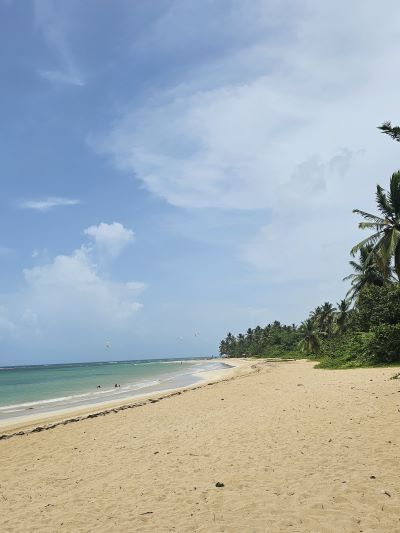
[23,246,143,322]
[84,222,135,259]
[20,197,80,211]
[34,0,85,87]
[0,225,145,360]
[93,0,400,288]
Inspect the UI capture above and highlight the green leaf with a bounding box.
[375,185,393,218]
[352,209,385,224]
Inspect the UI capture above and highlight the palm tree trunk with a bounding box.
[395,243,400,281]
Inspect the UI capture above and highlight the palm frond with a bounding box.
[350,232,382,256]
[352,209,385,224]
[345,285,356,300]
[342,273,356,281]
[358,222,386,230]
[348,260,363,271]
[381,228,400,258]
[376,185,393,218]
[378,122,400,142]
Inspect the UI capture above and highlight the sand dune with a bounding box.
[1,359,400,532]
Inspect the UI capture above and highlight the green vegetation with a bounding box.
[219,322,303,359]
[220,124,400,368]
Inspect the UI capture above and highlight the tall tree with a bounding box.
[246,328,253,342]
[335,299,351,333]
[344,245,389,300]
[237,333,245,355]
[310,302,335,335]
[298,319,321,354]
[319,302,336,336]
[310,305,322,327]
[351,171,400,279]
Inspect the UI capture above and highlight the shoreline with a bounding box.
[2,359,400,532]
[0,358,254,438]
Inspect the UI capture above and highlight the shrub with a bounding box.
[315,352,366,369]
[367,324,400,364]
[318,331,372,362]
[355,285,400,331]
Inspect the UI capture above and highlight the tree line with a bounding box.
[220,123,400,367]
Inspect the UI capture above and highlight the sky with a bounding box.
[1,0,400,365]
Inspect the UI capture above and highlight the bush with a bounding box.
[367,324,400,364]
[355,285,400,331]
[315,352,366,369]
[318,331,372,362]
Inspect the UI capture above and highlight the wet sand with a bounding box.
[1,359,400,532]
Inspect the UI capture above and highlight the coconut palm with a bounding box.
[351,171,400,279]
[246,328,253,342]
[344,245,389,300]
[298,319,321,354]
[237,333,245,355]
[335,299,351,334]
[310,303,336,336]
[314,302,336,336]
[219,340,227,355]
[310,305,322,326]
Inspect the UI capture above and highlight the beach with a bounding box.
[1,359,400,532]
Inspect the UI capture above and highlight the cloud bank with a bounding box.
[95,0,400,285]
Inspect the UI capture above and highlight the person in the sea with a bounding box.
[97,385,101,389]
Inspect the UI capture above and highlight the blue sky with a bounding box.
[1,0,400,364]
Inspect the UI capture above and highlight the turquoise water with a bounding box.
[0,358,227,420]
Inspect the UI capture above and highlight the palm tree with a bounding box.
[344,245,388,300]
[310,305,322,326]
[351,171,400,279]
[298,319,320,354]
[219,340,227,355]
[253,325,262,337]
[335,299,350,334]
[237,333,245,356]
[314,302,336,336]
[310,303,336,336]
[246,328,253,342]
[378,121,400,142]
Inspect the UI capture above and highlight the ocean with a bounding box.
[0,358,228,421]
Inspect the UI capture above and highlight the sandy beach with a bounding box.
[1,359,400,532]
